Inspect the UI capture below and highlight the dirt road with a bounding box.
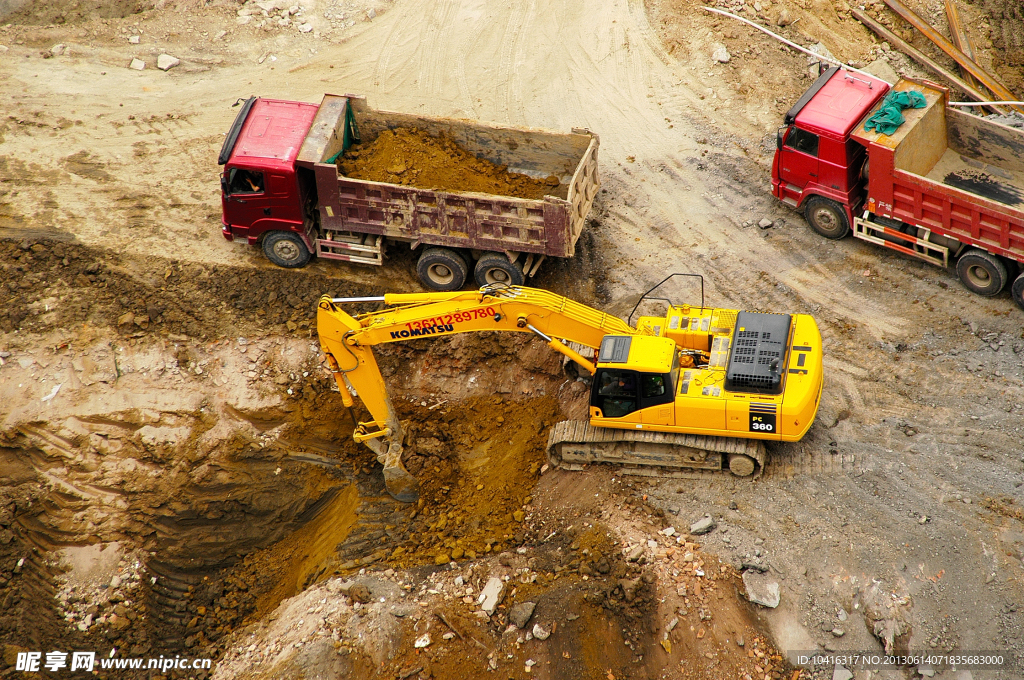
[2,0,1023,677]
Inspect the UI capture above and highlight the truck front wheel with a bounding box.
[1011,273,1024,311]
[474,253,525,287]
[417,248,468,291]
[804,196,850,240]
[263,231,312,268]
[956,249,1008,297]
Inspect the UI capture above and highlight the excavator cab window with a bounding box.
[592,368,675,418]
[594,369,637,418]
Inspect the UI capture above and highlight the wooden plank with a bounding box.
[882,0,1024,115]
[944,0,982,91]
[851,9,1008,115]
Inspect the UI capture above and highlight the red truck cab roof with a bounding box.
[223,98,319,172]
[787,68,889,139]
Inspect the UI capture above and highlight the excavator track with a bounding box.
[546,420,767,478]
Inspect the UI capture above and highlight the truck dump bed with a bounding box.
[853,80,1024,261]
[296,94,599,259]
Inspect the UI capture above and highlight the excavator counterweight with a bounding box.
[317,283,823,502]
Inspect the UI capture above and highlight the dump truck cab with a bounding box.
[772,66,889,224]
[219,98,319,249]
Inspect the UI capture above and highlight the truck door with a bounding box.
[223,167,274,232]
[777,126,821,196]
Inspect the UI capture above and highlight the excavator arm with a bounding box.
[316,285,642,502]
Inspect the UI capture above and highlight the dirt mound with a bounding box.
[0,237,373,340]
[0,0,153,25]
[339,128,561,200]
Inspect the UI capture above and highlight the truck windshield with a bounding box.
[785,127,820,157]
[227,168,265,194]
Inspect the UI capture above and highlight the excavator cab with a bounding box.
[590,335,678,425]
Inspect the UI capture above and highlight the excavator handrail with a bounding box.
[627,273,706,325]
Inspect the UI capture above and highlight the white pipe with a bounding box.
[701,7,892,85]
[331,296,386,303]
[948,101,1024,107]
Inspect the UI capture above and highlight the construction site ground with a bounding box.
[1,0,1023,678]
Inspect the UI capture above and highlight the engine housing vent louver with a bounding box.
[725,311,792,394]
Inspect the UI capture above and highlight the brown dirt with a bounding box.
[339,127,561,200]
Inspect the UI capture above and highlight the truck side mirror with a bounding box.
[776,127,786,151]
[221,175,230,196]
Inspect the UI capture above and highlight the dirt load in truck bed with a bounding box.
[338,127,563,200]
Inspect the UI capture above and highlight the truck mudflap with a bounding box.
[853,216,950,267]
[546,420,767,478]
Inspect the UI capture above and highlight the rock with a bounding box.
[129,58,145,71]
[832,627,845,637]
[157,54,180,71]
[742,571,780,608]
[741,560,768,573]
[728,500,738,510]
[917,664,935,678]
[862,58,899,85]
[660,526,676,537]
[509,602,536,629]
[758,218,774,229]
[711,43,730,63]
[414,633,431,648]
[838,608,848,622]
[531,623,550,640]
[110,575,122,589]
[498,552,515,567]
[128,35,140,44]
[366,8,377,19]
[626,545,644,562]
[478,577,505,615]
[434,553,450,566]
[237,15,252,25]
[0,46,8,53]
[513,510,525,522]
[215,30,227,39]
[832,665,853,680]
[348,584,371,604]
[690,516,716,535]
[619,577,641,602]
[117,312,135,326]
[776,8,793,26]
[298,22,313,32]
[50,44,67,56]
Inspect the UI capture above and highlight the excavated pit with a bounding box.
[1,236,787,678]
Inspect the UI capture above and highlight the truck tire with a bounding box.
[956,249,1008,297]
[804,196,850,240]
[474,253,525,287]
[263,231,312,268]
[417,248,468,291]
[1011,273,1024,311]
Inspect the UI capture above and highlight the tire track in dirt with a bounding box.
[494,0,532,125]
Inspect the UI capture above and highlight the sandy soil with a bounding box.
[340,127,561,199]
[2,0,1023,678]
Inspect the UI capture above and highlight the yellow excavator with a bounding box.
[316,277,823,502]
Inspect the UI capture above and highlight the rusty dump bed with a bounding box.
[853,80,1024,260]
[295,94,600,259]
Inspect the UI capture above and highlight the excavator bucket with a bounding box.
[380,441,419,503]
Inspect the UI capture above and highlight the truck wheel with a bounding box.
[956,249,1008,297]
[263,231,311,268]
[804,196,850,240]
[417,248,468,291]
[1012,273,1024,311]
[474,253,525,287]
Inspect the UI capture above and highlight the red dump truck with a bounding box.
[772,67,1024,310]
[218,94,599,290]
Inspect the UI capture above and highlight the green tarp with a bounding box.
[863,90,927,136]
